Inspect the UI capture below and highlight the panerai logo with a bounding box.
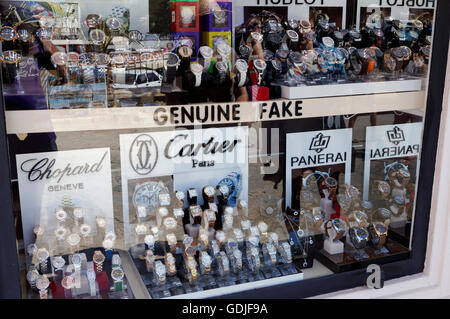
[291,133,347,167]
[370,127,420,159]
[309,133,330,154]
[20,151,108,183]
[387,126,405,145]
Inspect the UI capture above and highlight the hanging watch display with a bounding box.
[252,59,267,86]
[198,46,213,71]
[235,59,248,88]
[163,52,180,84]
[190,62,203,88]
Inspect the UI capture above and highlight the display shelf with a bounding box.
[281,78,424,99]
[5,90,426,134]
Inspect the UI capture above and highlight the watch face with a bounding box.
[178,46,193,58]
[1,51,21,64]
[52,256,66,269]
[0,26,17,41]
[375,223,387,234]
[286,30,299,42]
[289,51,303,66]
[325,177,338,189]
[133,182,168,209]
[72,254,82,266]
[258,222,268,233]
[67,233,81,246]
[17,29,31,41]
[215,231,226,243]
[54,226,67,239]
[73,207,85,219]
[163,217,177,230]
[216,61,228,73]
[55,209,67,221]
[332,218,345,231]
[135,224,148,235]
[356,227,369,240]
[37,248,49,261]
[251,32,263,43]
[199,46,213,59]
[89,29,106,45]
[106,17,122,31]
[158,207,169,217]
[96,216,107,228]
[276,49,290,60]
[144,234,155,246]
[322,37,335,48]
[235,59,248,73]
[93,251,105,264]
[239,44,252,57]
[129,30,143,42]
[95,53,110,66]
[253,59,267,71]
[27,269,40,283]
[111,267,124,281]
[79,53,96,66]
[102,238,114,249]
[36,276,50,290]
[79,224,91,236]
[61,276,75,289]
[203,185,216,197]
[190,62,203,74]
[164,52,180,68]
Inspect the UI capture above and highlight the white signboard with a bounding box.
[363,123,423,200]
[357,0,435,29]
[16,148,114,248]
[120,126,249,244]
[285,128,352,208]
[232,0,347,29]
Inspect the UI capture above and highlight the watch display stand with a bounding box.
[345,242,370,261]
[323,237,344,255]
[371,245,390,256]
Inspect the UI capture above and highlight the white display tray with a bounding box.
[281,78,423,99]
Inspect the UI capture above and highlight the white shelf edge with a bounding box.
[5,90,426,134]
[165,272,304,299]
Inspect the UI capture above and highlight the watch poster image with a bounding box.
[119,126,249,245]
[16,148,114,249]
[310,6,344,29]
[285,128,353,210]
[363,123,422,225]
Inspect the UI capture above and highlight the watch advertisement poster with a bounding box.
[363,123,422,207]
[16,148,114,250]
[285,128,352,211]
[357,0,435,29]
[233,0,347,30]
[119,126,249,245]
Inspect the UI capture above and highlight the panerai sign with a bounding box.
[285,128,353,208]
[363,123,423,200]
[16,148,114,248]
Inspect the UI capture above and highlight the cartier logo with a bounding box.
[309,133,330,154]
[129,134,159,175]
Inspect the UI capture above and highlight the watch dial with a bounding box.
[133,182,168,209]
[0,27,17,41]
[106,17,122,30]
[86,14,102,28]
[1,51,21,64]
[375,223,387,233]
[90,29,106,45]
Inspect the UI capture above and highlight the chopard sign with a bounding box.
[20,151,108,183]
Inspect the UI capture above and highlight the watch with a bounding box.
[198,229,209,251]
[373,180,391,200]
[163,217,177,232]
[165,253,177,276]
[230,249,243,273]
[191,62,203,88]
[215,230,226,248]
[247,31,263,47]
[145,249,155,272]
[79,224,91,242]
[52,256,66,273]
[217,251,230,276]
[132,181,169,210]
[199,46,213,71]
[106,17,122,35]
[37,248,50,273]
[166,233,178,253]
[257,221,269,239]
[246,246,261,272]
[189,205,203,225]
[202,185,216,204]
[89,29,106,46]
[35,275,50,299]
[199,251,212,275]
[217,43,231,62]
[223,213,234,230]
[73,207,85,225]
[235,59,248,88]
[158,207,169,219]
[369,222,388,248]
[61,275,75,298]
[1,51,21,64]
[252,59,267,86]
[96,216,107,229]
[111,267,124,291]
[185,255,198,284]
[278,242,293,264]
[215,60,229,85]
[54,226,68,242]
[163,52,180,84]
[178,45,193,70]
[153,261,167,285]
[144,234,155,251]
[26,268,40,289]
[204,209,216,229]
[93,250,106,272]
[325,218,346,241]
[173,208,185,220]
[349,227,369,250]
[0,26,17,41]
[262,242,277,267]
[239,44,252,62]
[187,188,198,206]
[86,268,97,296]
[217,172,241,207]
[175,190,185,208]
